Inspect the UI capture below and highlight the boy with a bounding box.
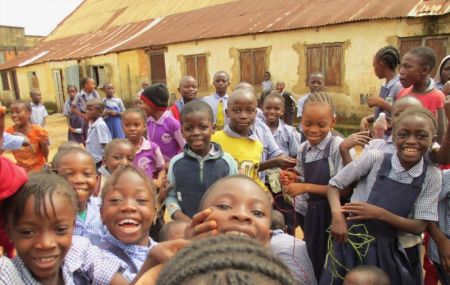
[211,89,266,189]
[86,98,112,168]
[262,71,273,92]
[29,90,48,127]
[397,46,446,143]
[71,77,99,121]
[169,75,198,121]
[203,71,230,130]
[297,72,326,123]
[275,81,296,125]
[166,101,237,222]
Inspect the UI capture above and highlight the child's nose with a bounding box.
[35,232,57,249]
[231,208,251,222]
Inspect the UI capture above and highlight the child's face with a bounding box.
[263,97,284,124]
[399,53,427,88]
[213,73,230,94]
[226,95,257,136]
[57,153,97,209]
[372,57,384,79]
[103,143,135,173]
[11,103,30,128]
[86,104,101,120]
[84,78,96,93]
[308,74,325,93]
[123,112,146,142]
[67,87,77,100]
[101,171,155,246]
[441,60,450,83]
[179,78,198,102]
[264,72,270,81]
[275,82,285,93]
[140,101,155,117]
[104,84,114,97]
[8,194,76,282]
[393,115,433,169]
[201,178,271,244]
[181,111,213,156]
[30,92,42,104]
[301,103,335,146]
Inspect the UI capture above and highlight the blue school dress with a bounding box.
[319,153,427,285]
[302,137,334,280]
[103,98,125,139]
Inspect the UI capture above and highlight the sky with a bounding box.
[0,0,83,36]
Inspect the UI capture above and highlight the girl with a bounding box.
[2,172,128,284]
[435,55,450,95]
[63,85,84,143]
[6,100,49,173]
[321,107,442,285]
[52,147,105,245]
[97,139,136,195]
[360,46,402,130]
[122,109,165,189]
[100,165,157,281]
[103,83,126,139]
[281,92,346,280]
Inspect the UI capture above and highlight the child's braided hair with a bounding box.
[156,235,295,285]
[375,46,401,71]
[303,92,335,115]
[394,106,437,136]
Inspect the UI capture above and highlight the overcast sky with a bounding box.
[0,0,83,36]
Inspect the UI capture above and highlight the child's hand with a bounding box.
[340,131,371,151]
[184,208,218,240]
[360,116,370,131]
[341,202,384,221]
[444,98,450,122]
[367,96,384,108]
[275,155,297,169]
[437,238,450,273]
[331,212,348,243]
[149,239,190,265]
[279,169,298,186]
[283,183,306,197]
[442,81,450,96]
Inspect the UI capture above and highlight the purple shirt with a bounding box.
[146,110,185,161]
[133,137,165,178]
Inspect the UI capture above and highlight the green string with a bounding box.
[324,223,376,281]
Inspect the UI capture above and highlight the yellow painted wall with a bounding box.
[117,49,150,101]
[163,15,450,119]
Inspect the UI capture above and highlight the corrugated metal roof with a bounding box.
[1,0,449,70]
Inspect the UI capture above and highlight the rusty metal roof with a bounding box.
[1,0,449,70]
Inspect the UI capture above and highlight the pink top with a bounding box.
[133,137,165,178]
[397,86,445,116]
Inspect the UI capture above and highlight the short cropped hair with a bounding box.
[408,47,437,70]
[180,100,214,123]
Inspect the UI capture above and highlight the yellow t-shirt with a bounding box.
[212,130,266,191]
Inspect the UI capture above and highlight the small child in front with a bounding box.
[166,100,237,222]
[169,75,198,121]
[52,147,105,245]
[6,100,49,173]
[140,83,185,162]
[29,89,48,127]
[321,107,442,285]
[103,83,126,139]
[86,98,112,168]
[343,266,390,285]
[100,165,158,281]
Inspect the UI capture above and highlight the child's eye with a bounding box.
[18,228,34,237]
[397,132,407,138]
[318,123,327,128]
[232,108,241,114]
[417,134,429,140]
[136,198,149,204]
[109,198,122,204]
[251,210,265,217]
[215,203,231,210]
[55,226,70,235]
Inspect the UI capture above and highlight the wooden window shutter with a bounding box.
[185,56,196,78]
[253,49,266,86]
[325,45,342,86]
[150,54,167,84]
[425,38,447,77]
[240,50,253,83]
[196,55,208,90]
[307,47,323,82]
[399,38,422,59]
[1,72,10,91]
[64,65,80,91]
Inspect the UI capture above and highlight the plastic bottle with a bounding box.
[372,112,387,139]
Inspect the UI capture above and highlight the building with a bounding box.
[0,25,42,64]
[0,0,448,120]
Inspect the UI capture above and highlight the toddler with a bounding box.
[103,83,126,139]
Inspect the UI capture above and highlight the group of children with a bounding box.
[0,45,449,285]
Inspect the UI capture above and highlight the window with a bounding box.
[399,36,448,77]
[306,44,343,86]
[150,54,167,84]
[0,51,5,64]
[239,48,266,86]
[1,72,9,91]
[27,71,40,90]
[185,54,208,90]
[90,66,106,88]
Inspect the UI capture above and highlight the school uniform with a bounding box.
[374,74,401,119]
[103,97,126,139]
[202,93,228,130]
[280,90,296,126]
[100,231,157,281]
[271,119,301,157]
[133,137,165,179]
[73,197,105,245]
[296,132,344,280]
[0,256,24,284]
[1,133,24,150]
[12,236,124,285]
[64,98,85,143]
[30,102,48,127]
[86,117,112,165]
[320,149,441,285]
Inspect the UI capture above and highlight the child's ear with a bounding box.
[422,65,431,76]
[330,116,337,129]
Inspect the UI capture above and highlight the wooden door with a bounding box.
[150,54,167,84]
[52,69,65,112]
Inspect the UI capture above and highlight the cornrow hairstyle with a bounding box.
[375,46,401,71]
[303,92,335,115]
[156,235,296,285]
[198,175,270,211]
[180,100,214,124]
[2,172,77,226]
[12,100,32,113]
[101,164,156,202]
[346,265,390,285]
[52,147,95,170]
[122,108,147,123]
[103,138,136,160]
[262,91,284,105]
[394,106,437,136]
[408,47,437,71]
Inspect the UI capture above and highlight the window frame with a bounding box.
[239,48,268,87]
[305,43,344,87]
[184,54,208,91]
